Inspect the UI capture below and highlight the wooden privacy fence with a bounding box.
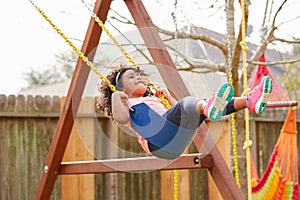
[0,94,299,199]
[0,95,61,200]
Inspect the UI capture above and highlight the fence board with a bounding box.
[61,97,95,200]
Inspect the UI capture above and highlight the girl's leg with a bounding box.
[163,96,205,130]
[223,97,246,115]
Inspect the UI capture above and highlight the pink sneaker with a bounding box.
[245,76,273,115]
[203,83,234,121]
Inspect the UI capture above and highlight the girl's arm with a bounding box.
[111,91,130,124]
[155,87,178,106]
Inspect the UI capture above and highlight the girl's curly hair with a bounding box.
[96,65,152,119]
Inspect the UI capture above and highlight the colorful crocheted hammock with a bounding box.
[251,108,298,200]
[252,146,298,199]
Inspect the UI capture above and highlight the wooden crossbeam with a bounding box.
[59,154,212,174]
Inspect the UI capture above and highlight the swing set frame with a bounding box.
[35,0,246,199]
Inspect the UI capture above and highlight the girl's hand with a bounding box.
[155,87,170,98]
[111,91,130,124]
[155,86,178,106]
[113,91,128,104]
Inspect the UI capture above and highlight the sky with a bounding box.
[1,0,299,95]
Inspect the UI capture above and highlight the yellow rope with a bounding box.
[240,0,252,199]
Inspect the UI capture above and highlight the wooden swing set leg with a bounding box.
[194,123,245,200]
[34,1,113,199]
[126,1,245,198]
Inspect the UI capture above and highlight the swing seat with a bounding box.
[129,102,196,159]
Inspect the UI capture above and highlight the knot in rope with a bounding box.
[239,41,248,51]
[243,140,252,150]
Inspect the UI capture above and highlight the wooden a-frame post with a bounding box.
[35,0,245,199]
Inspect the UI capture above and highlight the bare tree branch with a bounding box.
[272,37,300,44]
[249,57,300,66]
[157,28,227,55]
[271,0,288,27]
[178,63,226,73]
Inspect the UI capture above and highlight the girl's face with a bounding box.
[120,69,147,98]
